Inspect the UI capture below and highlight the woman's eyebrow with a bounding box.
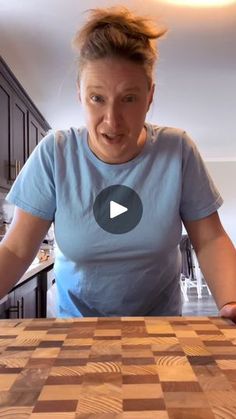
[87,85,103,89]
[123,86,141,92]
[87,85,141,92]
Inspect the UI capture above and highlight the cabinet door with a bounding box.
[39,128,47,143]
[0,73,12,189]
[9,277,41,319]
[28,112,42,155]
[11,94,27,181]
[0,295,10,319]
[6,290,19,319]
[0,74,27,188]
[28,112,47,156]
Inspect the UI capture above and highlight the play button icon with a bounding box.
[93,185,143,234]
[110,201,128,219]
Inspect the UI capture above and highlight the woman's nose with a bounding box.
[104,104,122,129]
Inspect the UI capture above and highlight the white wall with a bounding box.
[205,161,236,245]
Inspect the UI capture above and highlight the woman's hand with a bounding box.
[219,302,236,324]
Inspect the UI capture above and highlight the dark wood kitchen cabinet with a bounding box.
[0,73,12,190]
[28,111,48,155]
[0,295,11,319]
[11,93,28,181]
[0,263,55,319]
[0,56,51,191]
[5,276,41,319]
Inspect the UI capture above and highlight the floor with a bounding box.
[182,285,218,316]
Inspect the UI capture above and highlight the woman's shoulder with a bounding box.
[148,123,195,149]
[38,126,86,151]
[53,126,85,144]
[148,123,185,141]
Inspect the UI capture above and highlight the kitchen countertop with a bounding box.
[0,252,55,307]
[0,235,55,293]
[0,316,236,417]
[14,253,55,288]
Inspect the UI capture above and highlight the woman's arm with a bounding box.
[0,207,52,298]
[184,211,236,321]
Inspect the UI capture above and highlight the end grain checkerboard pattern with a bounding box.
[0,316,236,418]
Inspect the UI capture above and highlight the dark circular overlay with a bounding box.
[93,185,143,234]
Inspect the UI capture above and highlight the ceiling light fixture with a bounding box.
[163,0,236,7]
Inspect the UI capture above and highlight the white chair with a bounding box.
[180,235,211,302]
[191,248,212,299]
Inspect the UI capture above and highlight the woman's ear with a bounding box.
[77,88,81,103]
[76,81,81,103]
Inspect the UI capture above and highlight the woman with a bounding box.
[1,7,236,320]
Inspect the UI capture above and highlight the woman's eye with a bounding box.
[123,95,136,103]
[90,95,104,103]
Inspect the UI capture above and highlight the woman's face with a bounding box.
[78,57,154,164]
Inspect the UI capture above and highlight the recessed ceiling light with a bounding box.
[163,0,236,7]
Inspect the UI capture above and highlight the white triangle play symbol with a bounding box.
[110,200,128,219]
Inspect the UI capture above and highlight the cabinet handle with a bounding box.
[9,160,17,181]
[9,160,21,182]
[15,160,21,178]
[15,160,18,178]
[35,287,39,318]
[17,299,20,318]
[8,300,20,318]
[14,160,19,179]
[14,160,19,178]
[17,160,21,176]
[21,297,24,318]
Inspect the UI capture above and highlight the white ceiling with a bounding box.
[0,0,236,160]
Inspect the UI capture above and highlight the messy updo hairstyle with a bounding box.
[72,6,167,90]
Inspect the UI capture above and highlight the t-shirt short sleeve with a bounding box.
[180,131,223,221]
[6,132,56,220]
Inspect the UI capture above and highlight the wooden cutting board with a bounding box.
[0,316,236,418]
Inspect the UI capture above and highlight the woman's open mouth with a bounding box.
[102,133,123,144]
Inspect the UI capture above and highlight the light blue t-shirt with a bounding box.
[6,123,223,317]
